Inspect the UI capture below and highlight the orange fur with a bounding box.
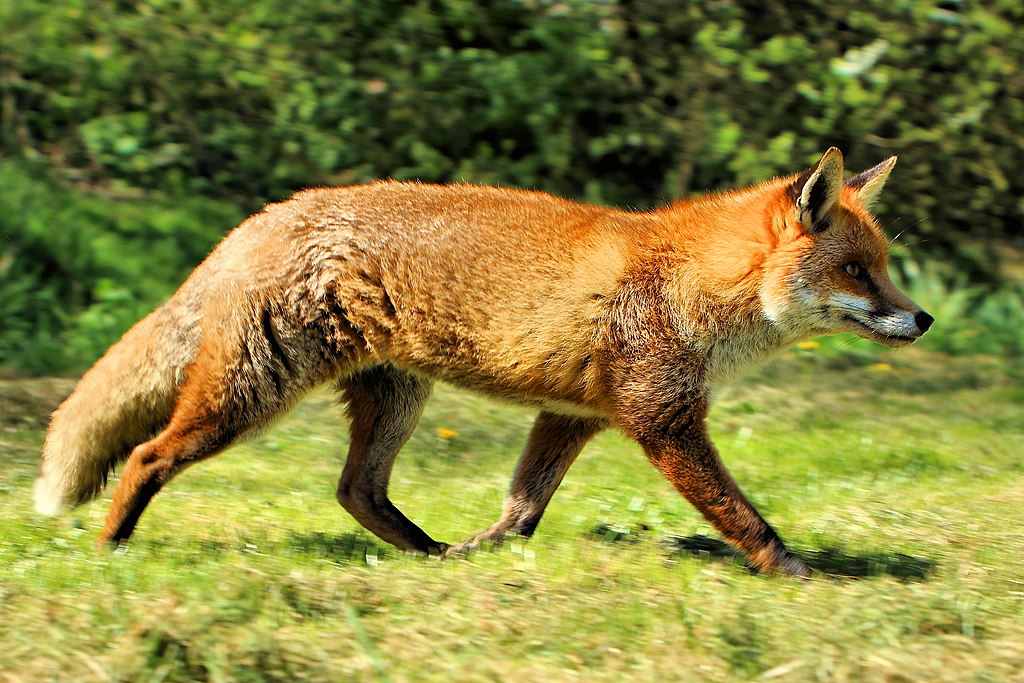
[36,149,931,576]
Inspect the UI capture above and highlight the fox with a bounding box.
[34,147,932,576]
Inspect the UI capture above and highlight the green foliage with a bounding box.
[894,258,1024,357]
[1,0,1022,372]
[2,0,1021,240]
[0,161,242,372]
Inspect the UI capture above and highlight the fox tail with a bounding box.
[34,309,193,515]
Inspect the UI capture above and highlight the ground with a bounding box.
[1,344,1022,682]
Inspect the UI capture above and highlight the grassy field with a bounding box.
[1,344,1022,682]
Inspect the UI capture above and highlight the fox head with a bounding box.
[760,148,933,347]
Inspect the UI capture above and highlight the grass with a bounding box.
[1,344,1022,682]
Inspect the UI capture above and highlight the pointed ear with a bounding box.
[788,147,844,233]
[844,155,897,209]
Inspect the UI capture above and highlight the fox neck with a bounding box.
[651,180,810,389]
[657,181,787,293]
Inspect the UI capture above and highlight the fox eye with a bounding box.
[844,261,866,280]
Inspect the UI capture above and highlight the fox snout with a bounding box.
[896,306,934,344]
[828,288,934,347]
[860,303,933,347]
[915,310,935,334]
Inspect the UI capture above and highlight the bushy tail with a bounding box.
[34,308,194,515]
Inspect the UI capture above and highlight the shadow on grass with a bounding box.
[799,546,936,581]
[664,534,936,581]
[284,530,390,564]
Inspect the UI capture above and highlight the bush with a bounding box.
[1,0,1021,372]
[0,161,241,372]
[894,258,1024,358]
[2,1,1020,255]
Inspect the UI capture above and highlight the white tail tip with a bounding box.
[34,476,67,516]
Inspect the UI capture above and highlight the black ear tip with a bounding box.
[915,310,934,333]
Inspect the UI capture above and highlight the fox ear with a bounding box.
[844,155,897,209]
[789,147,844,233]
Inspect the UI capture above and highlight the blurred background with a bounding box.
[2,0,1022,374]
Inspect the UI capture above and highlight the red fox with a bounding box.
[35,148,932,576]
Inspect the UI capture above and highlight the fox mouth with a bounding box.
[841,314,920,347]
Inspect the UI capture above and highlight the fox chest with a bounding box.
[703,326,786,394]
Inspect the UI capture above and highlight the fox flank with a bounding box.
[36,148,931,576]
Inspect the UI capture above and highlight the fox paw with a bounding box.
[438,538,483,559]
[440,530,515,559]
[777,554,813,578]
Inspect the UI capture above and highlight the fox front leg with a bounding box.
[619,395,811,577]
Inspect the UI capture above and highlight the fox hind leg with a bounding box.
[335,365,443,554]
[99,410,235,544]
[99,364,255,545]
[444,411,606,556]
[99,319,322,545]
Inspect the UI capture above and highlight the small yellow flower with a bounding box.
[797,340,821,350]
[435,428,459,440]
[869,363,893,372]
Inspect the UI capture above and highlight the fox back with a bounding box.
[37,148,931,576]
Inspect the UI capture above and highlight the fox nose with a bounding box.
[915,310,934,333]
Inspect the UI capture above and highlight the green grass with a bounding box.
[1,346,1022,682]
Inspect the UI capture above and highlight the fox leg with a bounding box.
[335,365,443,554]
[98,348,253,544]
[645,434,810,576]
[621,399,810,577]
[444,411,606,556]
[99,410,235,544]
[99,312,323,545]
